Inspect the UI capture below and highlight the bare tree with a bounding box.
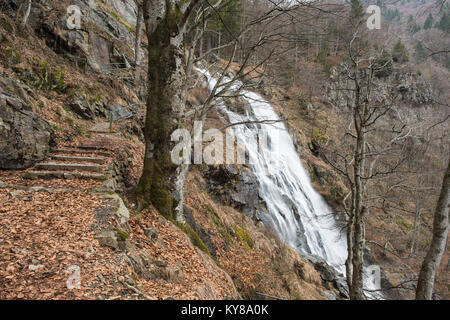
[320,1,417,299]
[416,155,450,300]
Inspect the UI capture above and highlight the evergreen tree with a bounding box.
[436,12,450,32]
[424,13,434,29]
[408,15,421,34]
[350,0,365,25]
[392,40,409,63]
[210,0,242,43]
[374,49,394,77]
[414,41,427,62]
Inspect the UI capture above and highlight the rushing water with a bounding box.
[197,67,381,298]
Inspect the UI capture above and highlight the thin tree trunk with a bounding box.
[21,0,31,28]
[349,72,367,300]
[346,214,354,290]
[416,156,450,300]
[134,2,144,85]
[410,202,421,258]
[199,34,203,58]
[16,0,31,28]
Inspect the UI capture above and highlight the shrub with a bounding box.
[29,60,67,93]
[374,50,393,77]
[424,13,434,29]
[312,128,329,146]
[392,40,409,63]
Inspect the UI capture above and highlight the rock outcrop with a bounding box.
[35,0,137,75]
[0,88,54,170]
[204,164,266,221]
[326,65,434,110]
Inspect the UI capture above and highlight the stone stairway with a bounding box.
[24,146,111,181]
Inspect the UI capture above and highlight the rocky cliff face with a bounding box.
[0,75,54,169]
[35,0,137,75]
[326,65,434,110]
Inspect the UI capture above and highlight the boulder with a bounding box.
[0,92,54,169]
[99,193,130,227]
[67,93,95,119]
[67,92,108,119]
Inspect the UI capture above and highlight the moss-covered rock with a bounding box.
[176,221,211,256]
[234,225,254,250]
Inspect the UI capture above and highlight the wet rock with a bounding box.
[204,165,263,220]
[303,254,349,299]
[0,91,54,169]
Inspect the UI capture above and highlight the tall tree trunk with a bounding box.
[349,75,367,300]
[134,2,144,85]
[416,156,450,300]
[136,1,189,222]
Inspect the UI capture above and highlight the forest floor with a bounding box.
[0,124,237,300]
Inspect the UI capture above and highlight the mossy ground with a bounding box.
[234,225,254,250]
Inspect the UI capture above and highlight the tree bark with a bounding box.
[348,71,367,300]
[16,0,31,28]
[346,214,354,290]
[136,0,190,222]
[21,0,31,28]
[134,1,144,85]
[416,156,450,300]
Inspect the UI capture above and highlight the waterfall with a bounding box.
[196,67,381,299]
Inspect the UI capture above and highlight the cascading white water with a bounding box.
[197,67,381,298]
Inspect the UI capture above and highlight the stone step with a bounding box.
[35,162,102,172]
[50,155,106,164]
[76,145,110,151]
[52,148,110,157]
[24,171,107,181]
[88,130,116,134]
